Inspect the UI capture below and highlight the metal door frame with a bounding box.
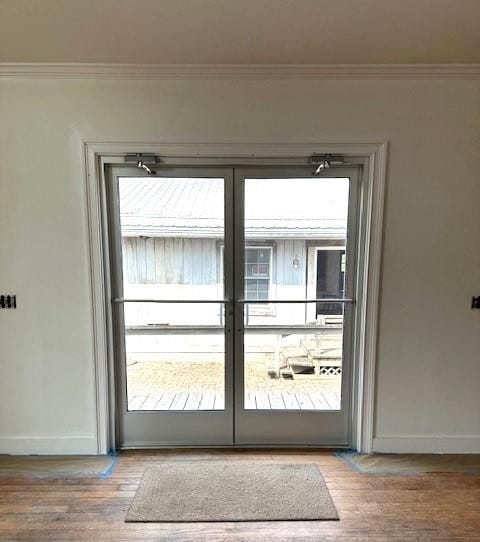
[105,162,361,448]
[106,166,236,447]
[233,166,360,446]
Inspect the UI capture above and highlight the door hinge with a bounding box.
[471,296,480,309]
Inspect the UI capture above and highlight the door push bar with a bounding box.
[113,298,354,304]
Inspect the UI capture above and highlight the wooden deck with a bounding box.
[128,390,341,411]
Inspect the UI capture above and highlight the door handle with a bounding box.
[225,300,234,316]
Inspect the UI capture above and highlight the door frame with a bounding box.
[82,141,388,453]
[306,246,347,322]
[106,166,236,448]
[106,164,359,448]
[233,166,359,446]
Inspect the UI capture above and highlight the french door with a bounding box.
[107,163,360,448]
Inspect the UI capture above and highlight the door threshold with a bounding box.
[118,444,350,451]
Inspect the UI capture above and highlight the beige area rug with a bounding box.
[126,462,338,522]
[0,455,115,477]
[338,452,480,474]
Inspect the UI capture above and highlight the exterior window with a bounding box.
[245,247,272,301]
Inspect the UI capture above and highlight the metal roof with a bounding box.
[119,177,348,239]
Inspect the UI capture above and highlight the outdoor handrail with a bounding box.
[124,324,344,335]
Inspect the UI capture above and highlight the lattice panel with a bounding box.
[319,366,342,376]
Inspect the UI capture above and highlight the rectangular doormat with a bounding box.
[338,451,480,474]
[126,461,338,522]
[0,455,116,478]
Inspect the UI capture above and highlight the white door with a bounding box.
[107,163,360,447]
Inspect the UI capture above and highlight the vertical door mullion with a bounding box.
[340,168,360,441]
[223,170,235,439]
[105,170,129,447]
[233,169,246,442]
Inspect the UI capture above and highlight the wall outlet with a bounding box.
[0,295,16,309]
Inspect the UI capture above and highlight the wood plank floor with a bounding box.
[0,450,479,541]
[128,391,341,410]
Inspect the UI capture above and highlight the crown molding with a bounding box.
[1,63,480,80]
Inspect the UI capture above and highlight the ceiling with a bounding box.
[1,0,479,65]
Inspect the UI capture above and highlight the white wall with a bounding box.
[0,76,479,454]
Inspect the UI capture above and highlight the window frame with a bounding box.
[218,243,275,318]
[244,245,273,302]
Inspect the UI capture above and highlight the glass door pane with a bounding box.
[123,303,225,411]
[118,177,226,411]
[243,177,350,411]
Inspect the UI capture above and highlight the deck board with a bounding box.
[309,391,332,410]
[244,392,256,409]
[295,391,315,409]
[268,392,285,409]
[255,392,271,409]
[155,391,176,410]
[323,391,341,410]
[128,390,341,411]
[184,392,202,410]
[282,391,300,409]
[170,392,189,410]
[128,394,147,410]
[213,393,225,410]
[198,391,216,410]
[142,392,164,410]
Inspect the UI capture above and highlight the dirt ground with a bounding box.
[127,359,341,394]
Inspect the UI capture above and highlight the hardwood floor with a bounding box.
[0,450,479,541]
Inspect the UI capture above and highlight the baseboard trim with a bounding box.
[0,436,97,455]
[373,435,480,454]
